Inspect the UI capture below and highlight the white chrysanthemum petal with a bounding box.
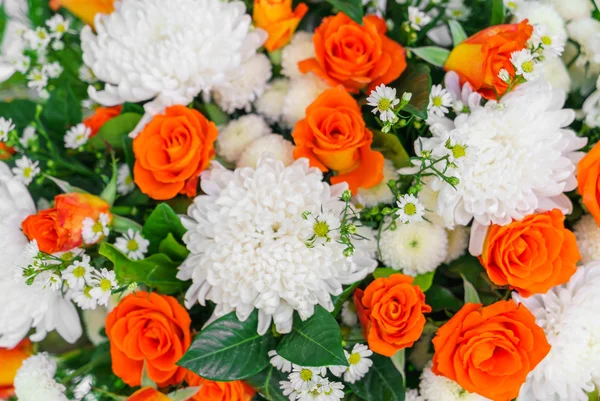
[282,74,330,128]
[573,214,600,263]
[281,31,315,79]
[406,389,426,401]
[255,78,290,123]
[444,226,469,264]
[216,114,272,163]
[547,0,592,21]
[513,2,567,45]
[356,159,397,207]
[419,362,492,401]
[542,57,571,93]
[14,353,69,401]
[237,136,295,168]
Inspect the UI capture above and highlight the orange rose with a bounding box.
[444,20,533,100]
[298,13,406,93]
[133,106,218,200]
[127,388,171,401]
[253,0,308,52]
[0,340,32,399]
[84,105,123,137]
[354,274,431,356]
[105,292,191,387]
[49,0,115,26]
[432,300,550,401]
[55,192,111,250]
[480,209,580,297]
[292,86,384,193]
[21,209,67,253]
[578,141,600,226]
[185,371,255,401]
[0,143,15,160]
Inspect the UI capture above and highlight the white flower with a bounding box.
[114,229,149,261]
[14,353,69,401]
[89,268,118,306]
[178,155,378,335]
[269,350,293,373]
[74,376,93,400]
[282,74,330,128]
[281,379,299,401]
[442,72,482,117]
[513,264,600,401]
[62,255,94,291]
[256,78,291,123]
[444,225,469,264]
[367,85,399,122]
[511,49,538,80]
[78,65,95,84]
[64,123,91,149]
[574,214,600,264]
[213,53,272,113]
[282,31,316,79]
[356,159,398,208]
[45,14,70,38]
[26,68,48,92]
[547,0,591,21]
[397,194,425,224]
[24,27,51,50]
[445,0,471,21]
[379,220,448,276]
[419,362,491,401]
[20,126,37,148]
[411,80,586,227]
[514,2,567,47]
[117,164,135,195]
[10,53,31,74]
[289,365,327,392]
[531,24,564,58]
[341,300,358,327]
[237,136,295,168]
[0,117,15,142]
[428,84,453,117]
[81,0,266,137]
[81,213,110,244]
[295,379,344,401]
[42,61,63,79]
[0,17,29,81]
[12,156,40,185]
[567,18,600,67]
[408,7,432,31]
[542,56,571,93]
[330,344,373,384]
[216,114,272,163]
[406,389,425,401]
[498,68,511,83]
[72,286,99,310]
[51,40,64,51]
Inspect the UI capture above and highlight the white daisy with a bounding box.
[62,255,93,291]
[237,136,295,169]
[71,286,99,310]
[24,27,51,51]
[531,24,565,58]
[356,159,398,208]
[513,2,567,47]
[38,272,63,292]
[289,365,326,392]
[0,117,15,141]
[281,31,316,79]
[14,353,70,401]
[19,126,37,148]
[367,84,399,122]
[41,61,63,79]
[114,229,149,261]
[45,14,70,38]
[255,78,291,124]
[81,212,110,245]
[573,214,600,263]
[26,68,48,92]
[510,49,538,80]
[216,114,271,163]
[419,362,491,401]
[269,350,293,373]
[64,123,91,149]
[498,68,511,83]
[89,268,118,306]
[12,156,40,185]
[445,0,471,21]
[73,376,93,400]
[281,379,299,401]
[408,7,432,31]
[428,85,453,118]
[10,53,31,74]
[396,194,425,224]
[178,155,378,335]
[78,65,95,84]
[330,344,373,384]
[340,300,358,327]
[51,40,64,51]
[117,164,135,195]
[295,379,344,401]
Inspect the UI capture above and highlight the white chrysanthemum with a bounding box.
[81,213,110,244]
[12,156,40,185]
[114,229,149,261]
[444,226,469,264]
[542,56,571,93]
[573,214,600,263]
[14,353,69,401]
[178,155,378,334]
[117,164,135,195]
[64,123,91,149]
[269,350,292,373]
[213,53,272,114]
[406,389,425,401]
[567,18,600,67]
[547,0,592,21]
[255,78,291,123]
[513,2,567,46]
[513,264,600,401]
[282,31,315,79]
[420,362,491,401]
[81,0,266,137]
[216,114,272,163]
[379,220,448,276]
[329,344,373,384]
[282,74,330,128]
[341,300,358,327]
[237,136,295,168]
[410,80,586,228]
[356,159,397,207]
[0,163,81,348]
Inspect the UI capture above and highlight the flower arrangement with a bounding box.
[1,1,600,401]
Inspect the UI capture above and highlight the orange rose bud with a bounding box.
[84,105,122,137]
[21,209,68,253]
[0,143,15,160]
[354,274,431,356]
[105,292,191,387]
[432,300,551,401]
[55,192,111,250]
[133,106,218,200]
[444,20,533,100]
[0,340,33,399]
[578,141,600,226]
[253,0,308,52]
[480,209,580,297]
[127,387,172,401]
[299,13,406,93]
[292,86,384,194]
[185,370,255,401]
[49,0,115,27]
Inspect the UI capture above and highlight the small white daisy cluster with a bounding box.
[0,117,16,142]
[114,229,150,261]
[81,213,110,245]
[366,84,413,134]
[62,254,120,310]
[14,353,70,401]
[64,123,92,150]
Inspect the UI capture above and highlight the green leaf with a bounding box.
[196,103,230,126]
[159,233,190,262]
[332,281,361,317]
[122,135,135,170]
[448,20,467,47]
[371,131,411,168]
[490,0,506,25]
[326,0,363,23]
[42,80,82,133]
[390,349,406,386]
[99,243,183,294]
[412,272,434,292]
[245,366,289,401]
[461,274,481,304]
[277,306,348,367]
[111,215,143,233]
[372,268,396,279]
[141,361,157,389]
[27,0,51,27]
[393,63,432,120]
[100,155,118,205]
[0,100,37,131]
[178,311,275,381]
[588,386,599,401]
[347,353,406,401]
[44,174,89,194]
[142,203,187,254]
[410,47,451,68]
[91,113,142,150]
[168,387,201,401]
[425,284,463,312]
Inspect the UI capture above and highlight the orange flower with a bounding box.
[432,300,550,401]
[444,20,533,100]
[185,371,255,401]
[578,141,600,226]
[0,143,15,160]
[49,0,115,26]
[127,387,171,401]
[480,209,580,297]
[354,274,431,356]
[292,86,384,194]
[253,0,308,52]
[105,292,191,387]
[133,106,218,200]
[0,340,32,399]
[298,12,406,93]
[21,209,67,253]
[84,105,122,137]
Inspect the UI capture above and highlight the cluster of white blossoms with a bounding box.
[14,353,70,401]
[62,254,120,310]
[81,0,267,137]
[178,155,378,335]
[513,264,600,401]
[416,362,491,401]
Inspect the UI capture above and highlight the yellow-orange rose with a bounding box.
[49,0,115,26]
[253,0,308,51]
[0,340,32,399]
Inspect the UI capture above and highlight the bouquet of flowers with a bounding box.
[2,0,600,400]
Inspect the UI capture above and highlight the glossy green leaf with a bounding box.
[371,131,411,168]
[111,215,143,233]
[178,311,275,381]
[245,366,289,401]
[461,274,482,304]
[425,284,463,312]
[159,233,190,262]
[449,20,467,46]
[412,272,434,292]
[393,63,432,119]
[42,80,82,133]
[410,47,451,68]
[332,281,361,317]
[490,0,506,25]
[390,349,406,386]
[99,243,183,294]
[100,155,118,205]
[0,100,37,131]
[277,306,348,367]
[91,113,142,150]
[142,203,187,254]
[347,353,406,401]
[326,0,363,23]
